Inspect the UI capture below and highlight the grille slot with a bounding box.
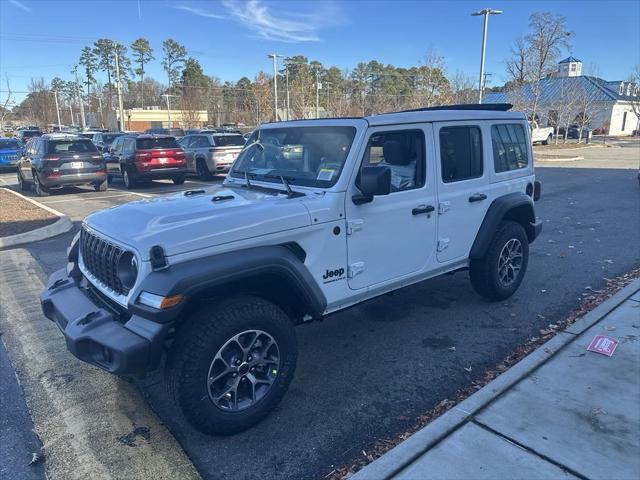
[80,227,128,295]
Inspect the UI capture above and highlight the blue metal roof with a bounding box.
[559,56,581,64]
[484,76,636,105]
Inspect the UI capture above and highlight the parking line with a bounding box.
[42,193,141,204]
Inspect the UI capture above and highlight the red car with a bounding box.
[104,134,187,188]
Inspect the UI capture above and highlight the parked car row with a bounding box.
[12,129,249,196]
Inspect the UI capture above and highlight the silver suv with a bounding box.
[179,132,245,180]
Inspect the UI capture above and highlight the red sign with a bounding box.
[587,335,619,357]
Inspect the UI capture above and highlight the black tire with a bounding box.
[17,168,28,191]
[469,220,529,301]
[122,166,136,189]
[196,159,212,181]
[166,296,297,435]
[172,175,185,185]
[33,172,49,197]
[94,178,108,192]
[542,134,552,145]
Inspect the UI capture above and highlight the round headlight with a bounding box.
[117,252,138,290]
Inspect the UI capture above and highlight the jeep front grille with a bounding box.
[80,227,127,295]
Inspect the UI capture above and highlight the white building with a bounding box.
[485,58,639,136]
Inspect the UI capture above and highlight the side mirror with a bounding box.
[352,166,391,205]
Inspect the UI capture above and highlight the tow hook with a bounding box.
[77,311,100,326]
[49,278,68,290]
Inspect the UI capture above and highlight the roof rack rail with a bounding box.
[401,103,513,112]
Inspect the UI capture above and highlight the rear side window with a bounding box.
[492,124,529,172]
[439,126,483,183]
[136,137,180,150]
[212,135,245,147]
[47,140,97,154]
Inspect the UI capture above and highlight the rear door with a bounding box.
[105,137,123,174]
[434,121,493,263]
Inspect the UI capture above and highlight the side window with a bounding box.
[492,124,529,172]
[125,138,135,153]
[359,130,425,192]
[111,138,121,152]
[439,126,483,183]
[193,136,209,148]
[36,139,45,155]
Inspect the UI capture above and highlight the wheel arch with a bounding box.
[469,193,539,260]
[131,244,325,325]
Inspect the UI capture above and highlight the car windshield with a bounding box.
[102,134,124,144]
[167,128,185,137]
[0,139,21,149]
[48,140,98,154]
[212,134,245,147]
[230,126,356,188]
[137,137,180,150]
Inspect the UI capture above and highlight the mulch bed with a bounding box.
[0,188,58,237]
[328,267,640,479]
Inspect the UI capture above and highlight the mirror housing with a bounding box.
[352,166,391,205]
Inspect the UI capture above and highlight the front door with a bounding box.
[345,125,437,290]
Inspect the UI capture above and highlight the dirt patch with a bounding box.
[328,267,640,480]
[0,188,57,237]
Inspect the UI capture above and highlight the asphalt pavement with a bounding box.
[0,141,638,480]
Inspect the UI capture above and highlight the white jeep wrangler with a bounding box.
[41,104,542,435]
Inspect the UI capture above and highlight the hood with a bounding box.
[86,185,312,259]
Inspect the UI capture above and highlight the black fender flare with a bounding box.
[469,192,540,260]
[129,245,326,322]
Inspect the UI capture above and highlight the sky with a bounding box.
[1,0,639,105]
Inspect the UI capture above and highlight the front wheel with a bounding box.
[470,220,529,301]
[122,167,136,189]
[17,169,28,191]
[542,134,552,145]
[94,178,108,192]
[166,296,297,435]
[196,159,212,181]
[172,175,185,185]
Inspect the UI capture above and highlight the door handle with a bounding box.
[412,205,435,215]
[469,193,487,203]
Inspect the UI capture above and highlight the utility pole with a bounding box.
[69,104,74,127]
[53,90,62,130]
[162,94,174,127]
[113,43,126,131]
[315,69,321,119]
[472,8,502,104]
[285,62,290,121]
[267,53,283,121]
[74,65,86,129]
[97,95,104,129]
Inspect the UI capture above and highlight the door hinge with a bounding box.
[348,262,365,278]
[346,219,364,235]
[437,238,450,252]
[438,201,451,215]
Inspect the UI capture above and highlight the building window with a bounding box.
[439,126,483,183]
[492,124,529,173]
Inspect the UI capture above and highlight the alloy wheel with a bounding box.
[497,238,523,287]
[206,330,280,412]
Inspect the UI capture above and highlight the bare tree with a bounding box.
[0,74,13,130]
[573,81,599,143]
[628,65,640,133]
[251,72,271,125]
[505,37,528,87]
[547,77,577,144]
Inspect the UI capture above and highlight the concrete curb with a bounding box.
[0,187,73,249]
[353,278,640,479]
[534,155,584,162]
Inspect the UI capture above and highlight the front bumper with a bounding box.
[40,268,170,375]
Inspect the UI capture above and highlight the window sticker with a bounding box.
[317,168,335,181]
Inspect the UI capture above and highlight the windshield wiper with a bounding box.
[263,174,304,198]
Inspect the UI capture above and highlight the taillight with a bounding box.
[47,171,60,178]
[174,150,185,158]
[91,155,103,159]
[135,151,151,161]
[43,155,60,162]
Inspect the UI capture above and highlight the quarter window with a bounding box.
[359,130,425,192]
[491,124,529,172]
[439,126,483,182]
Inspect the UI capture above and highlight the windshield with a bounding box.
[230,126,356,188]
[212,134,245,147]
[0,139,21,149]
[167,128,185,137]
[48,140,98,154]
[137,137,180,150]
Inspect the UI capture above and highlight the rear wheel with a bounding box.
[94,178,108,192]
[122,166,136,189]
[33,172,49,197]
[196,159,212,181]
[172,175,185,185]
[166,296,297,435]
[470,220,529,301]
[542,134,552,145]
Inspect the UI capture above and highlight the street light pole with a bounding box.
[162,94,174,127]
[472,8,502,104]
[315,69,321,119]
[53,90,62,131]
[113,43,126,131]
[74,65,86,129]
[285,62,290,121]
[267,53,283,121]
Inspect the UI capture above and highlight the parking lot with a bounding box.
[1,141,639,480]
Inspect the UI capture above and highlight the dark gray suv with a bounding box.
[17,134,107,196]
